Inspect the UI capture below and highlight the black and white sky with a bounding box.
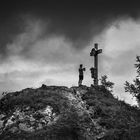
[0,0,140,104]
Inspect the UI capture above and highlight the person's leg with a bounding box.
[81,75,83,85]
[78,75,83,86]
[79,79,82,86]
[78,79,81,86]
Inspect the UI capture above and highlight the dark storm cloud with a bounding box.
[0,0,140,59]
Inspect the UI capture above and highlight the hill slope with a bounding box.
[0,85,140,140]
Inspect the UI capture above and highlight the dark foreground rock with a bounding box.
[0,85,140,140]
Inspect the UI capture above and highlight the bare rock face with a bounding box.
[0,85,140,140]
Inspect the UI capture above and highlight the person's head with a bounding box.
[80,64,83,68]
[90,67,94,70]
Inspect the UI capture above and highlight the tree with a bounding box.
[100,75,114,92]
[124,56,140,103]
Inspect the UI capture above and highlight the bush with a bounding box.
[124,56,140,104]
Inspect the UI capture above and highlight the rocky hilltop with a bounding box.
[0,85,140,140]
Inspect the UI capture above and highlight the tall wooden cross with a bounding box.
[90,43,102,85]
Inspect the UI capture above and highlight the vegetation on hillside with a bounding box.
[100,75,114,92]
[0,84,140,140]
[125,56,140,104]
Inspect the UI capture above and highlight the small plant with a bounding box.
[100,75,114,92]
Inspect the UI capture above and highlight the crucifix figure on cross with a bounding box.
[90,43,102,86]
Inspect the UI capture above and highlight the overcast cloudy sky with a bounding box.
[0,0,140,105]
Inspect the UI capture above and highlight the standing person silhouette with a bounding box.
[78,64,86,86]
